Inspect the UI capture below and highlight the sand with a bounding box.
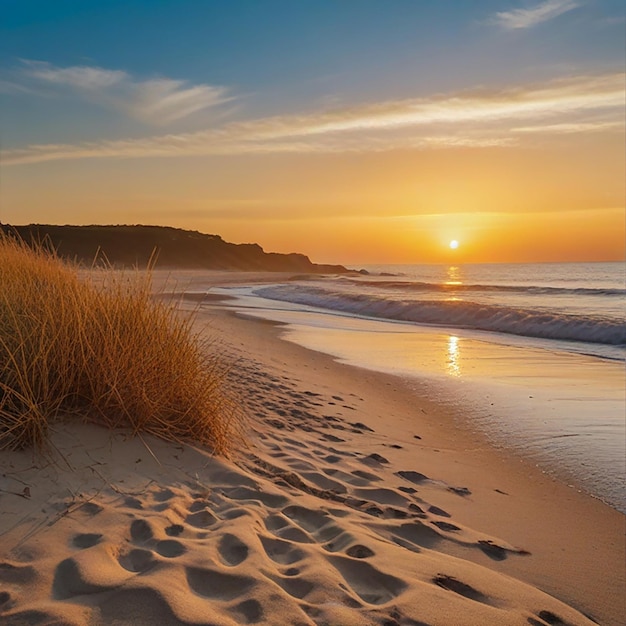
[0,271,624,626]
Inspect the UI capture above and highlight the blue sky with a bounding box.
[0,1,624,262]
[2,0,623,147]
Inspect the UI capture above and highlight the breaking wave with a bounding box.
[255,285,626,346]
[340,278,625,297]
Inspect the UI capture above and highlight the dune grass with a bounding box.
[0,233,238,456]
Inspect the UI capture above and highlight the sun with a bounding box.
[449,240,459,250]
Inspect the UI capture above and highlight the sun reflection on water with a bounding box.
[445,265,463,286]
[447,335,461,377]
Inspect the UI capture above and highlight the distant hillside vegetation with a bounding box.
[0,224,349,273]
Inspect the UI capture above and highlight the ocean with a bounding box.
[256,262,625,361]
[210,262,625,512]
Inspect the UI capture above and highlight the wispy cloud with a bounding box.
[490,0,581,30]
[23,60,126,89]
[3,72,623,166]
[19,60,233,125]
[513,120,624,134]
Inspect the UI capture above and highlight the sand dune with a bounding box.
[0,279,623,625]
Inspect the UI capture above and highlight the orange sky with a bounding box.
[4,130,624,265]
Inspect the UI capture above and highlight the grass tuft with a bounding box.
[0,232,239,456]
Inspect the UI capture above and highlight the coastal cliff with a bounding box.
[0,224,349,273]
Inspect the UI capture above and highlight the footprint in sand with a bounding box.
[432,521,461,533]
[185,567,255,601]
[0,562,36,584]
[477,539,520,561]
[323,454,342,464]
[349,421,374,432]
[230,598,264,624]
[264,514,314,543]
[0,590,13,611]
[266,573,315,600]
[322,530,363,554]
[72,533,103,549]
[130,518,155,542]
[361,453,389,466]
[322,467,381,488]
[427,505,451,518]
[153,488,176,502]
[395,470,429,484]
[391,522,442,550]
[299,471,347,493]
[155,540,186,558]
[352,487,410,508]
[352,469,381,482]
[346,545,375,559]
[409,503,427,517]
[282,505,345,543]
[217,534,249,566]
[258,535,306,565]
[185,508,219,529]
[78,501,103,516]
[433,574,491,605]
[123,496,143,510]
[165,524,184,537]
[118,548,157,573]
[528,610,572,626]
[321,433,345,443]
[382,506,410,519]
[281,505,330,533]
[328,555,407,605]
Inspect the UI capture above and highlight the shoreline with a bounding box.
[0,270,623,625]
[205,283,625,514]
[201,297,625,624]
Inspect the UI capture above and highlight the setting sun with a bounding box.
[449,240,459,249]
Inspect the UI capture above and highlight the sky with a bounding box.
[1,0,624,265]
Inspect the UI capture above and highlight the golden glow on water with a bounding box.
[447,335,461,377]
[445,266,463,286]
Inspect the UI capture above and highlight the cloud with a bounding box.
[3,72,623,166]
[19,60,232,125]
[513,120,624,134]
[490,0,581,30]
[23,60,126,89]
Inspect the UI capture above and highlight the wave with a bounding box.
[341,278,625,297]
[255,285,626,346]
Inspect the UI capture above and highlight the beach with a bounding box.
[0,270,624,626]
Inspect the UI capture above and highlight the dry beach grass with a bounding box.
[0,233,237,455]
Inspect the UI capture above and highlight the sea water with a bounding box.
[210,262,626,512]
